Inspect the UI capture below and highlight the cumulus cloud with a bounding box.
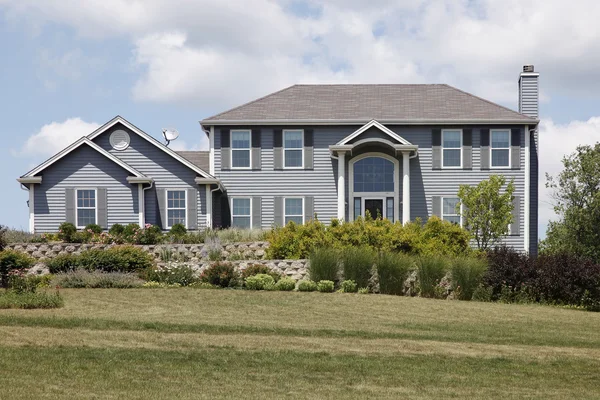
[18,118,100,157]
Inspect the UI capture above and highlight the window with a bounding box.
[354,197,361,219]
[491,130,510,168]
[76,189,96,228]
[442,197,461,225]
[353,157,394,192]
[386,197,394,222]
[442,130,462,168]
[166,190,186,228]
[231,130,251,168]
[284,198,304,225]
[232,198,251,228]
[283,130,303,168]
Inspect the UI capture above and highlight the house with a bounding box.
[18,65,540,254]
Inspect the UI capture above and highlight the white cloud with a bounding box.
[18,118,100,157]
[538,117,600,236]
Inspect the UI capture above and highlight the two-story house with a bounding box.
[18,65,539,254]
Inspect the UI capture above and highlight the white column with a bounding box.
[209,126,215,175]
[402,151,410,224]
[138,184,144,228]
[29,185,35,234]
[206,185,213,229]
[337,151,346,221]
[524,125,530,253]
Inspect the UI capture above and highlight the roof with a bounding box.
[177,151,210,172]
[202,84,537,124]
[20,137,147,179]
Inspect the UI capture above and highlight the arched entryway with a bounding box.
[349,152,399,221]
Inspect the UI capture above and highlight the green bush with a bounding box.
[85,224,102,234]
[58,222,77,242]
[341,247,375,289]
[297,280,318,292]
[358,287,369,294]
[416,256,448,298]
[0,250,34,288]
[317,280,335,293]
[377,252,414,295]
[339,279,357,293]
[188,281,217,289]
[245,274,275,290]
[274,277,296,291]
[471,284,493,302]
[52,270,145,288]
[142,264,198,286]
[200,262,239,288]
[109,224,125,236]
[241,264,282,282]
[47,254,80,274]
[0,225,6,251]
[450,257,488,300]
[77,246,154,273]
[266,220,330,259]
[169,223,187,237]
[0,289,63,309]
[308,247,339,282]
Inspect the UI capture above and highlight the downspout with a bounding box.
[142,181,154,227]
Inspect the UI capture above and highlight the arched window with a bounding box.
[353,157,394,192]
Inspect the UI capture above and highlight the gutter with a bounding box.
[201,118,539,126]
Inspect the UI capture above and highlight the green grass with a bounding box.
[1,289,600,399]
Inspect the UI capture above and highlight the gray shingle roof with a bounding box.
[202,84,536,123]
[177,151,210,172]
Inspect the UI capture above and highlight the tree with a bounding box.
[543,144,600,262]
[457,175,515,250]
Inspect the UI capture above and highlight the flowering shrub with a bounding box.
[200,262,239,288]
[57,222,77,243]
[141,264,198,286]
[0,250,34,288]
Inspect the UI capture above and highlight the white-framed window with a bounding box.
[231,130,251,169]
[231,198,251,228]
[284,197,304,225]
[491,129,511,168]
[166,190,187,228]
[283,129,303,168]
[442,129,462,168]
[76,189,97,228]
[442,197,461,226]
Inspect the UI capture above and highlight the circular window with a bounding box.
[109,130,130,151]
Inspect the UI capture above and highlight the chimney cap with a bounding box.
[523,65,535,73]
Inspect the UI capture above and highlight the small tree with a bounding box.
[457,175,515,250]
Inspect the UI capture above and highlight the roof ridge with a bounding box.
[441,84,535,120]
[202,85,298,121]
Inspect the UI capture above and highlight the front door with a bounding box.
[364,199,384,219]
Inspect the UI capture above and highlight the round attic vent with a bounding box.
[109,130,130,151]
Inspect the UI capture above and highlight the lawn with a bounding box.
[1,290,599,399]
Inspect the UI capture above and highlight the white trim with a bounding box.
[138,184,144,228]
[441,129,463,169]
[165,189,188,229]
[22,137,146,179]
[75,188,98,229]
[230,129,252,170]
[283,129,304,169]
[202,118,539,125]
[490,129,511,169]
[441,196,462,227]
[230,197,252,228]
[205,185,212,229]
[17,177,42,184]
[87,116,214,178]
[283,197,305,224]
[109,129,130,151]
[126,176,153,184]
[524,124,530,253]
[337,151,346,220]
[402,151,410,224]
[29,185,35,234]
[349,152,400,222]
[209,125,215,175]
[337,119,412,146]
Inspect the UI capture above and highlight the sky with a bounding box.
[2,0,600,239]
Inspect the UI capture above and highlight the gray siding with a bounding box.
[34,145,138,233]
[92,124,208,230]
[215,124,528,250]
[519,76,539,119]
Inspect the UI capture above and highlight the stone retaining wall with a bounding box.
[7,242,270,262]
[158,260,309,281]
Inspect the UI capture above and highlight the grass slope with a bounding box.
[1,289,599,399]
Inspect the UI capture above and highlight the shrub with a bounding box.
[51,271,145,288]
[297,280,318,292]
[123,223,141,242]
[0,289,64,309]
[266,219,330,259]
[109,224,125,236]
[317,280,335,293]
[169,223,187,237]
[245,274,276,290]
[241,264,282,282]
[77,246,154,273]
[416,256,448,298]
[308,248,339,282]
[58,222,77,242]
[274,277,296,291]
[200,262,239,288]
[47,254,80,274]
[0,225,7,251]
[339,279,357,293]
[141,264,198,286]
[484,246,536,300]
[358,287,369,294]
[377,252,414,295]
[472,284,494,302]
[341,246,375,289]
[0,250,34,288]
[137,225,164,245]
[189,281,217,289]
[450,257,488,300]
[85,224,103,234]
[216,228,268,243]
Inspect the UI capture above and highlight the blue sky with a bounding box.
[2,0,600,238]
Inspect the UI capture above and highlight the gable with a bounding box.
[337,120,412,146]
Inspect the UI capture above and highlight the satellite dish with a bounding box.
[162,128,179,146]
